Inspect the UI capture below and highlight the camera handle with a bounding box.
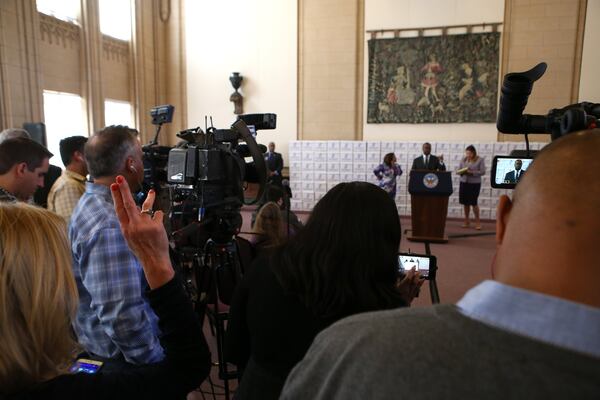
[231,119,267,205]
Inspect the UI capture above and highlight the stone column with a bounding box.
[80,0,105,133]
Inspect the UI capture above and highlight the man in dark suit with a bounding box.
[504,159,524,183]
[411,142,445,171]
[265,141,283,186]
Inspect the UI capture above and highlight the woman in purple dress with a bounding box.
[373,153,403,199]
[457,145,486,229]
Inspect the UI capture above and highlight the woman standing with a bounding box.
[457,145,486,229]
[373,153,403,199]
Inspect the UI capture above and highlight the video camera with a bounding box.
[167,115,275,246]
[492,62,600,188]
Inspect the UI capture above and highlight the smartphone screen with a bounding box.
[70,358,103,374]
[398,254,433,279]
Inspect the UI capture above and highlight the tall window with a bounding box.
[99,0,132,40]
[43,91,87,169]
[36,0,79,24]
[105,99,134,128]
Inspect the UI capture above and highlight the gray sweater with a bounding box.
[281,305,600,399]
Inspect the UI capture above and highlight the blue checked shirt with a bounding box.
[69,182,164,364]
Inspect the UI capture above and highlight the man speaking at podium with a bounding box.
[411,142,445,171]
[504,159,524,183]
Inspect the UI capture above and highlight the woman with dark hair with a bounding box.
[457,145,486,229]
[373,152,403,199]
[226,182,421,400]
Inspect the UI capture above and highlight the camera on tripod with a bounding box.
[167,114,276,246]
[492,62,600,189]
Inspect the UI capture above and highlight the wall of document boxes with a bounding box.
[288,140,547,220]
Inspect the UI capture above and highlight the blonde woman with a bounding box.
[0,177,210,398]
[251,201,285,251]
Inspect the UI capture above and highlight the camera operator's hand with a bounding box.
[397,267,424,305]
[111,175,174,289]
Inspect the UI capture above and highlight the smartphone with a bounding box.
[491,156,534,189]
[70,358,103,374]
[398,253,436,280]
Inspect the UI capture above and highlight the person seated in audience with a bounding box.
[280,130,600,399]
[0,177,210,398]
[249,201,286,253]
[0,136,52,203]
[47,136,88,223]
[251,185,302,235]
[225,181,423,400]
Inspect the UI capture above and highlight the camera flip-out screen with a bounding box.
[491,156,534,189]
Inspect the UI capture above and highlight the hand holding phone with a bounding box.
[396,267,424,305]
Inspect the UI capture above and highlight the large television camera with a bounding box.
[167,115,275,246]
[492,62,600,188]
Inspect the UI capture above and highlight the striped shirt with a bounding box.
[69,182,164,364]
[47,169,86,223]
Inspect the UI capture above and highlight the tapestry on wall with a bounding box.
[367,32,500,124]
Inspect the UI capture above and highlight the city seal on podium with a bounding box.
[423,173,439,189]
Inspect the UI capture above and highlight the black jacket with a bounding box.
[411,155,446,171]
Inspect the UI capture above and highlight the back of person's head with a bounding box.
[494,129,600,308]
[85,125,138,178]
[265,185,284,204]
[0,203,78,394]
[253,202,284,247]
[0,128,30,145]
[0,137,53,175]
[59,136,88,166]
[383,152,395,166]
[273,182,403,319]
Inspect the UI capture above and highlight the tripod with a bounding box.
[174,238,245,400]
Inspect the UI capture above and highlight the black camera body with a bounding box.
[166,116,273,246]
[492,62,600,189]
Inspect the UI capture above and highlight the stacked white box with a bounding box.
[287,140,523,218]
[381,141,395,154]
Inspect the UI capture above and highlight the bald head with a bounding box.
[494,130,600,307]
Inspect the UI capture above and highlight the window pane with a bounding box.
[105,99,134,128]
[99,0,132,41]
[36,0,79,24]
[43,91,87,169]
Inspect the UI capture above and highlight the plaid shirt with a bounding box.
[47,169,86,223]
[0,186,17,203]
[69,182,164,364]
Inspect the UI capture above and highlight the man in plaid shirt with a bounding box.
[48,136,88,223]
[70,125,164,370]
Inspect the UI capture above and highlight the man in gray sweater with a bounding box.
[281,130,600,399]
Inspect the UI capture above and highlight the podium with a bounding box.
[407,170,453,243]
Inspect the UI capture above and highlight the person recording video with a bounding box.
[280,130,600,400]
[504,159,525,183]
[226,182,422,400]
